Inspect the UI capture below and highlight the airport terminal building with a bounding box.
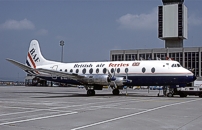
[110,0,202,78]
[110,47,202,77]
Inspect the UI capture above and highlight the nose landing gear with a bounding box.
[87,90,95,96]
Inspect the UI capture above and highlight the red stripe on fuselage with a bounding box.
[28,52,36,68]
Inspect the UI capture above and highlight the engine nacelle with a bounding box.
[79,74,126,87]
[109,77,125,87]
[80,74,108,85]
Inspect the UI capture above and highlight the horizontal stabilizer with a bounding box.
[6,58,33,71]
[7,58,85,80]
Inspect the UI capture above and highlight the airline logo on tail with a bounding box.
[26,48,40,68]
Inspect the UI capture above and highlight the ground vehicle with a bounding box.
[150,86,163,90]
[167,86,202,97]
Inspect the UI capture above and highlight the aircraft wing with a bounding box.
[36,68,85,80]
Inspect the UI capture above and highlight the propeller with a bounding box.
[107,68,132,95]
[107,68,117,89]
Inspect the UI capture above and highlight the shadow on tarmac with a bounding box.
[10,91,196,98]
[11,91,164,98]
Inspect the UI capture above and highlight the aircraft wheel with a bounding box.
[167,92,173,97]
[180,93,186,97]
[112,89,120,95]
[92,90,95,96]
[87,90,95,96]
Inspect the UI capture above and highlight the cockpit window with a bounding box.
[171,64,181,67]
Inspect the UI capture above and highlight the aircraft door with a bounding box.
[166,63,170,69]
[51,65,58,79]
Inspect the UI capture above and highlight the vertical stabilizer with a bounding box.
[26,40,51,68]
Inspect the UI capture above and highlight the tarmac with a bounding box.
[0,86,202,130]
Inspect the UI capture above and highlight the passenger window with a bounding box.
[174,64,177,67]
[103,68,107,74]
[82,68,86,74]
[70,69,73,73]
[96,68,99,74]
[65,69,67,72]
[125,68,129,73]
[111,68,114,73]
[172,64,174,67]
[89,68,93,74]
[142,67,146,73]
[76,69,79,73]
[151,67,155,73]
[117,68,120,73]
[60,69,62,71]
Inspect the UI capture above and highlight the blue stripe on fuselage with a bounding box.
[37,75,194,86]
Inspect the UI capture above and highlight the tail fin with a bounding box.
[26,40,53,68]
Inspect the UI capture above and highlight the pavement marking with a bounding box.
[0,98,144,119]
[28,98,141,111]
[71,98,202,130]
[0,108,73,117]
[0,111,78,126]
[0,98,159,121]
[0,105,37,110]
[63,98,157,112]
[0,111,72,122]
[0,99,75,105]
[92,106,148,110]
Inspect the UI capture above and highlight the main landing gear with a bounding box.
[162,86,174,97]
[87,89,120,96]
[112,89,120,95]
[87,90,95,96]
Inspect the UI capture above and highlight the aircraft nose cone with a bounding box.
[193,75,197,81]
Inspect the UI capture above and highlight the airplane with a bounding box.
[7,40,196,96]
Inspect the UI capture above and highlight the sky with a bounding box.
[0,0,202,81]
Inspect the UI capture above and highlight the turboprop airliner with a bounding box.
[7,40,196,96]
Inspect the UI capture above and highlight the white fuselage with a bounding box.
[37,60,194,86]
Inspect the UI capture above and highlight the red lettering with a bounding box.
[109,63,113,67]
[109,63,130,67]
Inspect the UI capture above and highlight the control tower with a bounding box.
[158,0,187,48]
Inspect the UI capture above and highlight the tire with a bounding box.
[92,90,95,96]
[167,92,173,97]
[87,90,95,96]
[180,93,184,97]
[112,89,120,95]
[180,93,187,97]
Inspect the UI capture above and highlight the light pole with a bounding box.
[60,40,64,62]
